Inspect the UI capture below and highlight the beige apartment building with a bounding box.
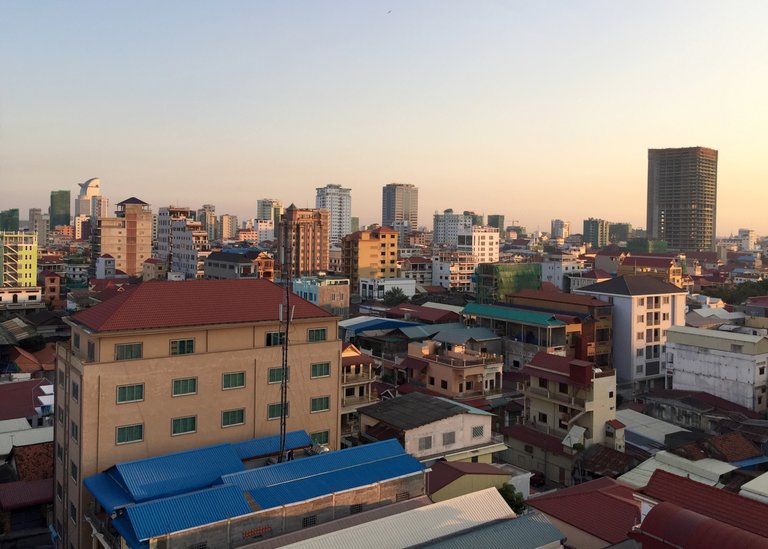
[340,226,399,294]
[92,197,153,276]
[277,205,330,278]
[53,278,341,549]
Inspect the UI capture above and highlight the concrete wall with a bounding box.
[669,342,767,413]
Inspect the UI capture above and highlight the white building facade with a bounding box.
[575,276,687,395]
[667,325,768,413]
[316,184,352,246]
[541,254,587,291]
[433,209,473,248]
[458,226,499,265]
[170,219,211,279]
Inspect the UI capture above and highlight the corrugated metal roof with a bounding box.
[616,409,688,445]
[126,484,251,542]
[618,450,736,488]
[221,439,413,493]
[422,512,564,549]
[231,430,312,460]
[462,303,566,327]
[83,472,133,513]
[114,443,245,502]
[398,322,464,339]
[281,487,514,549]
[250,454,423,509]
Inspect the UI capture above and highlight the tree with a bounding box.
[497,483,527,514]
[383,287,408,306]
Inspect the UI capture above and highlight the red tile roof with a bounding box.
[630,501,767,548]
[511,288,610,308]
[427,460,510,495]
[643,389,762,419]
[500,424,568,457]
[341,354,375,367]
[528,477,640,543]
[402,256,432,264]
[606,419,625,429]
[10,442,54,481]
[641,469,768,537]
[0,478,53,511]
[705,432,762,462]
[621,257,676,268]
[580,444,634,478]
[399,357,429,371]
[0,380,50,421]
[386,304,459,323]
[72,279,332,332]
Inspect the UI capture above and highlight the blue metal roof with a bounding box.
[221,439,411,492]
[250,454,424,509]
[83,472,133,513]
[125,484,252,542]
[231,430,312,460]
[113,443,245,502]
[84,436,423,546]
[344,318,420,336]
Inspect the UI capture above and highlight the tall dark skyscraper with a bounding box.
[647,147,718,251]
[382,183,418,230]
[49,190,71,228]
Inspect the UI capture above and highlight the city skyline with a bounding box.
[3,2,768,234]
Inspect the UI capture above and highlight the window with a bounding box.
[87,341,95,362]
[116,424,144,444]
[310,362,330,378]
[609,391,614,398]
[170,339,194,355]
[418,436,432,451]
[172,377,197,396]
[71,381,79,402]
[117,383,144,403]
[662,313,670,321]
[443,431,456,445]
[558,382,568,394]
[637,332,644,341]
[267,402,288,420]
[760,367,766,376]
[350,503,363,515]
[70,421,79,442]
[472,425,485,438]
[428,376,435,386]
[58,406,64,424]
[302,515,318,528]
[395,491,410,502]
[731,344,744,353]
[71,461,78,481]
[58,369,64,387]
[311,431,329,445]
[440,380,448,389]
[268,367,288,384]
[73,333,80,350]
[524,444,533,454]
[57,481,63,500]
[115,343,142,361]
[70,502,77,524]
[637,315,643,323]
[223,372,245,389]
[663,296,670,304]
[222,409,245,427]
[537,412,547,424]
[57,443,63,461]
[638,298,645,306]
[606,429,614,438]
[266,332,285,346]
[310,396,330,413]
[308,328,327,342]
[171,416,196,435]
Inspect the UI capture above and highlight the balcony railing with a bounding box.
[526,386,586,408]
[342,371,373,384]
[85,509,121,549]
[424,353,502,368]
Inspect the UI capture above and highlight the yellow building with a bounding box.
[341,226,399,294]
[0,231,37,287]
[54,278,341,548]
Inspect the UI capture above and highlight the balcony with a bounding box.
[526,386,587,408]
[85,508,121,549]
[424,353,503,369]
[341,394,377,410]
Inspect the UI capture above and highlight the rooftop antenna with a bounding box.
[278,216,294,462]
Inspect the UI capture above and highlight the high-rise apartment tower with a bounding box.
[647,147,718,251]
[382,183,418,232]
[316,184,351,245]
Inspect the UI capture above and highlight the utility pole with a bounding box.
[278,217,293,462]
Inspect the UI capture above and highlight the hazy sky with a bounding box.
[2,1,767,235]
